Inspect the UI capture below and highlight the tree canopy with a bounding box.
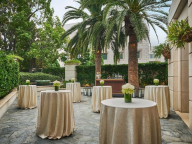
[0,0,68,71]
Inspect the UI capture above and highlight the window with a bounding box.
[120,52,123,59]
[137,51,140,58]
[150,54,155,58]
[102,53,107,60]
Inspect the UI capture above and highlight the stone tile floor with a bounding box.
[0,95,192,144]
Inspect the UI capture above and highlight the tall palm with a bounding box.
[61,0,126,78]
[82,0,171,90]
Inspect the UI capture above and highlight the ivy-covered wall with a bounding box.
[76,62,168,87]
[0,51,19,98]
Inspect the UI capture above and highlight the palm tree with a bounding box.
[82,0,171,90]
[61,0,126,78]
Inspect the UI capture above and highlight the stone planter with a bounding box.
[36,80,51,86]
[65,63,80,81]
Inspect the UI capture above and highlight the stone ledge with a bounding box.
[0,88,17,119]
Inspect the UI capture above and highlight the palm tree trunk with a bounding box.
[128,34,139,91]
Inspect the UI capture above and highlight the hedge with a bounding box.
[0,51,19,98]
[76,62,168,87]
[42,67,65,80]
[19,72,60,85]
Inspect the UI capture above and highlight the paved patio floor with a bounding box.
[0,95,192,144]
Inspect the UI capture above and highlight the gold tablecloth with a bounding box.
[66,83,81,102]
[36,90,75,139]
[92,86,112,112]
[18,85,37,109]
[100,98,161,144]
[144,85,170,118]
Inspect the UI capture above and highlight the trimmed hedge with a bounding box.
[76,62,168,87]
[0,51,19,98]
[42,67,65,80]
[19,72,60,85]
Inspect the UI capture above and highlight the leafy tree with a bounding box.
[76,49,104,66]
[0,0,68,71]
[82,0,171,90]
[28,16,68,69]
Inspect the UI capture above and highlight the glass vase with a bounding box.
[124,93,132,103]
[100,83,104,86]
[26,83,30,85]
[55,86,59,91]
[155,83,158,86]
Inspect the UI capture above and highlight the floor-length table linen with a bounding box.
[18,85,37,109]
[99,98,161,144]
[36,90,75,139]
[66,83,81,102]
[92,86,112,112]
[144,85,170,118]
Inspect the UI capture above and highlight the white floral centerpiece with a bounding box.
[53,80,61,91]
[100,80,104,86]
[154,79,159,86]
[26,80,30,85]
[71,78,75,83]
[122,83,135,103]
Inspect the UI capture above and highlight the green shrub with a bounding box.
[19,72,60,84]
[60,80,71,88]
[0,51,19,98]
[64,59,81,64]
[76,62,168,87]
[42,67,65,80]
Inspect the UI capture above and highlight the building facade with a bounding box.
[168,0,192,130]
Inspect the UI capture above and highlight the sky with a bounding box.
[50,0,170,46]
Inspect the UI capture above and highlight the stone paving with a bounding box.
[0,94,192,144]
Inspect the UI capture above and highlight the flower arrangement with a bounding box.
[84,84,90,87]
[122,83,134,103]
[154,79,159,86]
[71,78,75,83]
[26,80,30,85]
[53,80,61,91]
[100,80,104,86]
[122,83,135,94]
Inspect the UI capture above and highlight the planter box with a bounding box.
[0,88,17,119]
[36,80,51,86]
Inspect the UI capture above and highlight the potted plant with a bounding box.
[161,45,171,59]
[153,43,171,59]
[167,20,192,48]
